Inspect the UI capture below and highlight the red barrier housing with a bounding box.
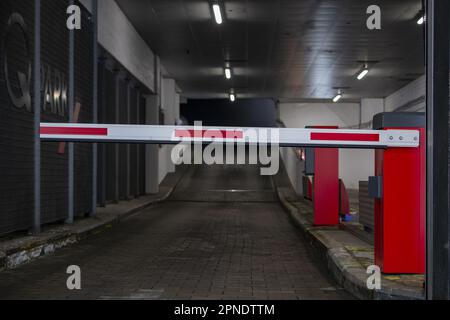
[373,113,425,274]
[313,148,340,225]
[307,126,340,226]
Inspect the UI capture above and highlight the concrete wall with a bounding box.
[280,148,304,194]
[280,103,360,129]
[385,75,426,112]
[361,98,384,128]
[80,0,155,92]
[158,78,180,184]
[338,150,374,190]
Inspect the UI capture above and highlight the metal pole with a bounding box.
[91,0,99,216]
[426,0,450,300]
[425,0,434,299]
[33,0,41,234]
[136,90,141,196]
[114,72,120,203]
[67,0,75,224]
[99,60,106,207]
[126,83,131,198]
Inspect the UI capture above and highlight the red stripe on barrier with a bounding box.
[311,132,380,142]
[41,127,108,136]
[175,129,244,139]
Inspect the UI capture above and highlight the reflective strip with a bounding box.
[40,127,108,136]
[311,132,380,142]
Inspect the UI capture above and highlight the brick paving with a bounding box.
[0,165,352,300]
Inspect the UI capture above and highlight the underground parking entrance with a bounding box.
[1,0,450,303]
[5,110,414,299]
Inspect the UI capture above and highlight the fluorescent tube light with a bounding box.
[357,68,369,80]
[212,4,223,25]
[333,93,342,103]
[225,68,231,79]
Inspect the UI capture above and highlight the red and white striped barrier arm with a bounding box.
[40,123,420,148]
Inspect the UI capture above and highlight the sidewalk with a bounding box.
[272,167,425,300]
[0,167,186,272]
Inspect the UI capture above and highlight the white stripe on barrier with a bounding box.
[40,123,420,148]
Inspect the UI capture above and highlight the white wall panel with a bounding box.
[361,98,384,127]
[80,0,155,92]
[385,75,426,112]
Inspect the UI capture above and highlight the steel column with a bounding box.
[426,0,450,300]
[126,83,131,198]
[91,0,98,217]
[67,0,75,224]
[33,0,41,234]
[114,73,120,203]
[97,59,107,207]
[136,91,141,197]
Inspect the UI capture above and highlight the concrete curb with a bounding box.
[275,186,425,300]
[0,186,176,272]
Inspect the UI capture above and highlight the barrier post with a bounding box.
[306,126,340,226]
[372,112,425,274]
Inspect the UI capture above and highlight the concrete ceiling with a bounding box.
[116,0,425,101]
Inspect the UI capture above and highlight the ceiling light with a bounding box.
[357,67,369,80]
[417,16,424,25]
[230,93,236,102]
[212,4,223,25]
[333,91,342,103]
[225,68,232,79]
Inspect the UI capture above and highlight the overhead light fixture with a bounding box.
[417,16,424,25]
[357,66,369,80]
[212,3,223,25]
[333,91,342,103]
[229,93,236,102]
[225,67,232,79]
[416,10,425,25]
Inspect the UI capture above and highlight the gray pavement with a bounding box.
[0,164,352,300]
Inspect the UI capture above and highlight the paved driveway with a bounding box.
[0,165,352,300]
